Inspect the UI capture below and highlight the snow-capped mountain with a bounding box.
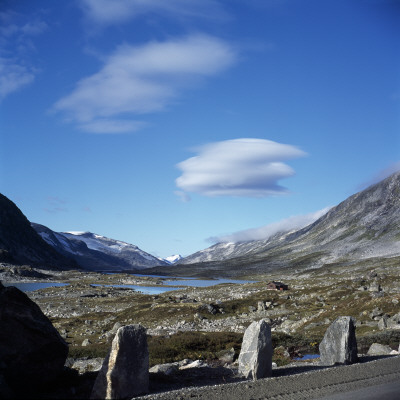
[32,224,168,271]
[163,254,183,264]
[174,171,400,276]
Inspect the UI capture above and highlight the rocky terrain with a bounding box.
[156,171,400,277]
[1,257,400,398]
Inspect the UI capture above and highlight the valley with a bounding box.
[2,254,400,362]
[1,172,400,398]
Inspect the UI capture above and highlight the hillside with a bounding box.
[0,194,76,269]
[32,225,169,271]
[147,171,400,277]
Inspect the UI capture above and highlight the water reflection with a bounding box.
[3,282,69,292]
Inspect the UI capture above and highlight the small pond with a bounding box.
[3,282,69,292]
[294,354,320,361]
[92,277,254,295]
[91,284,180,295]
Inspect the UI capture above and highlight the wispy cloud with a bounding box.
[80,0,227,25]
[176,138,307,197]
[44,196,68,213]
[0,58,35,100]
[174,190,191,203]
[358,161,400,190]
[209,207,331,243]
[0,10,47,101]
[54,34,237,133]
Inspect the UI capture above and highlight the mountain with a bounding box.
[178,230,294,265]
[149,171,400,277]
[0,194,76,269]
[163,254,183,264]
[32,224,169,271]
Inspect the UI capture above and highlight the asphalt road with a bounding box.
[318,380,400,400]
[138,356,400,400]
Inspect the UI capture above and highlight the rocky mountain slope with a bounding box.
[152,171,400,277]
[0,194,76,269]
[32,224,168,271]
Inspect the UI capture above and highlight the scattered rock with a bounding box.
[387,313,400,329]
[194,312,205,321]
[378,315,389,330]
[216,347,236,364]
[0,283,68,395]
[200,303,219,315]
[369,281,381,293]
[369,307,383,320]
[82,338,91,346]
[106,322,122,343]
[149,362,179,376]
[257,301,266,312]
[179,359,207,369]
[71,358,103,374]
[367,343,393,356]
[238,319,273,380]
[91,324,149,399]
[319,316,358,365]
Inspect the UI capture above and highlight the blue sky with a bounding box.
[1,0,399,258]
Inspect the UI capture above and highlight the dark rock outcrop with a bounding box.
[0,282,68,395]
[0,193,75,269]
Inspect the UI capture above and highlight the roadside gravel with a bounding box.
[138,356,400,400]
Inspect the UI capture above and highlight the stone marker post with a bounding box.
[238,319,273,380]
[319,316,358,365]
[91,324,149,399]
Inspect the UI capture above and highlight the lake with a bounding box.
[92,277,254,295]
[3,277,254,294]
[3,282,69,292]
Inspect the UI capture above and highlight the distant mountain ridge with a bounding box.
[151,171,400,277]
[32,225,168,271]
[164,254,183,264]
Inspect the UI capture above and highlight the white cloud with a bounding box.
[0,58,35,100]
[79,119,147,134]
[54,34,237,133]
[210,207,331,243]
[80,0,226,25]
[176,138,307,197]
[0,11,47,100]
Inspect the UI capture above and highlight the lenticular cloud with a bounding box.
[176,138,306,197]
[53,34,236,133]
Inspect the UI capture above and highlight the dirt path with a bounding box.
[138,356,400,400]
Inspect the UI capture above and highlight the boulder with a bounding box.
[0,282,68,395]
[319,316,358,365]
[149,362,179,376]
[71,358,103,374]
[257,301,266,312]
[238,319,273,380]
[367,343,393,356]
[378,315,389,330]
[91,324,149,399]
[387,313,400,329]
[217,347,236,364]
